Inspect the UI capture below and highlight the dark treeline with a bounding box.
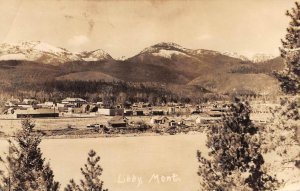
[0,78,272,108]
[42,80,178,104]
[1,80,212,105]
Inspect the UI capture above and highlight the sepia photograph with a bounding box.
[0,0,299,190]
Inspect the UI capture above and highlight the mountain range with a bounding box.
[0,41,284,95]
[0,41,112,65]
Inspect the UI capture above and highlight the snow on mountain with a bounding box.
[189,49,221,56]
[138,42,195,60]
[152,49,190,59]
[0,41,277,64]
[77,49,112,61]
[221,52,276,63]
[221,51,250,61]
[0,41,68,55]
[140,42,187,55]
[0,41,112,65]
[0,41,79,65]
[140,42,253,61]
[153,42,186,51]
[251,53,276,63]
[33,42,67,53]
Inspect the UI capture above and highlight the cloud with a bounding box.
[196,34,212,41]
[68,35,90,47]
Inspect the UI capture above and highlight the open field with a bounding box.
[0,115,201,137]
[0,115,111,129]
[0,115,124,136]
[0,134,208,191]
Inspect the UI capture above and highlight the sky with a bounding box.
[0,0,296,59]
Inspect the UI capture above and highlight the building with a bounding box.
[134,110,144,116]
[151,110,164,115]
[16,103,35,109]
[168,119,186,127]
[108,116,128,128]
[124,110,133,116]
[67,107,88,114]
[169,120,177,127]
[61,98,87,107]
[37,101,55,108]
[150,116,169,124]
[13,108,59,118]
[98,108,124,116]
[168,107,176,115]
[124,109,144,116]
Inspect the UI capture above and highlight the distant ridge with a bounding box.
[0,41,284,95]
[0,41,278,64]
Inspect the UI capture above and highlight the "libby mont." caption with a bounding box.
[117,173,181,187]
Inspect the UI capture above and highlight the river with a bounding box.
[0,133,208,191]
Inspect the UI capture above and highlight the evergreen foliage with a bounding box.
[260,96,300,154]
[65,150,108,191]
[0,118,60,191]
[197,98,279,191]
[276,2,300,94]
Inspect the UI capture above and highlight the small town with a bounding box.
[0,96,276,137]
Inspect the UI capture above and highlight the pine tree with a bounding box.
[197,98,278,191]
[259,96,300,183]
[276,2,300,94]
[0,118,60,191]
[65,179,81,191]
[65,150,108,191]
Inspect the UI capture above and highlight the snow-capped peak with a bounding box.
[1,41,67,53]
[140,42,188,55]
[77,49,112,61]
[0,41,77,65]
[153,42,185,50]
[0,41,112,65]
[138,42,191,59]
